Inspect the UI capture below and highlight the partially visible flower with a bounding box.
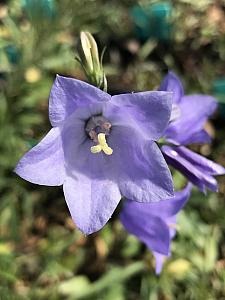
[159,71,217,145]
[15,75,173,234]
[120,184,192,274]
[159,71,225,191]
[162,145,225,193]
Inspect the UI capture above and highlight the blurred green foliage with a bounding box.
[0,0,225,299]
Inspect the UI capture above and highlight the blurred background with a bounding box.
[1,0,225,299]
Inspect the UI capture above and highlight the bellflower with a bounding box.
[162,145,225,193]
[159,71,225,191]
[120,184,192,274]
[15,75,174,234]
[159,71,217,145]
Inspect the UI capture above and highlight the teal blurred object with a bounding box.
[26,138,38,149]
[213,79,225,118]
[4,45,20,65]
[22,0,56,21]
[130,2,172,42]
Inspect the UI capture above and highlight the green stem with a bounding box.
[75,261,146,299]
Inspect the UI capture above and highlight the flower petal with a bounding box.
[153,252,168,275]
[15,127,65,186]
[61,109,122,234]
[110,91,172,140]
[63,174,121,235]
[162,145,219,192]
[144,183,192,218]
[159,71,184,104]
[109,126,174,202]
[165,95,217,144]
[120,200,170,255]
[179,129,211,145]
[49,75,110,126]
[175,146,225,175]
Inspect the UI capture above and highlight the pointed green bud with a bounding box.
[78,31,107,92]
[80,31,94,72]
[84,32,101,71]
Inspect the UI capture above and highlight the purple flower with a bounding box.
[162,145,225,193]
[159,71,225,191]
[120,184,192,274]
[15,75,174,234]
[159,71,217,145]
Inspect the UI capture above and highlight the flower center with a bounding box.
[85,115,113,155]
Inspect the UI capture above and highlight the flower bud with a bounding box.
[80,31,94,72]
[78,31,107,92]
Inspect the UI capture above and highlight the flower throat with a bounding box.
[85,115,113,155]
